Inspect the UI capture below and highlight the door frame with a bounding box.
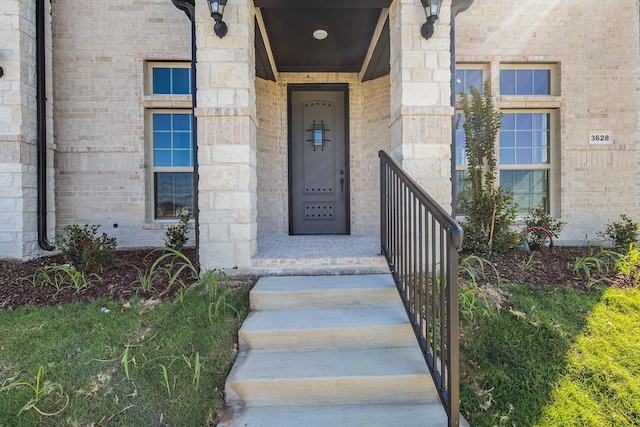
[287,83,351,235]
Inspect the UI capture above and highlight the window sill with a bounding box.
[498,96,561,109]
[143,221,194,230]
[143,96,192,109]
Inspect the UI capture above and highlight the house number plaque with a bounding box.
[589,131,612,145]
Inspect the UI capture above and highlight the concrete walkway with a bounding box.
[247,236,389,275]
[218,274,453,427]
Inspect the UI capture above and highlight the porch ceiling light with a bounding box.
[420,0,442,39]
[313,29,328,40]
[208,0,228,38]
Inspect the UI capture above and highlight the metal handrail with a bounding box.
[379,150,463,427]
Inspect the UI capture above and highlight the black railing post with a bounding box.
[380,159,387,258]
[447,222,463,426]
[378,150,463,427]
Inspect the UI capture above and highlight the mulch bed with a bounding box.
[467,246,593,288]
[0,249,205,310]
[467,246,637,289]
[0,246,630,311]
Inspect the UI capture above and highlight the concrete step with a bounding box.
[225,347,438,406]
[250,274,398,310]
[220,274,462,426]
[220,402,449,427]
[239,305,417,351]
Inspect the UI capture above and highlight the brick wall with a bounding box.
[256,77,284,237]
[357,76,392,235]
[456,0,640,244]
[51,0,193,248]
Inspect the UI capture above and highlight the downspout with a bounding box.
[190,8,200,272]
[171,0,199,271]
[37,0,54,251]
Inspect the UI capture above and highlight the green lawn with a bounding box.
[2,263,638,426]
[0,280,250,426]
[460,285,640,426]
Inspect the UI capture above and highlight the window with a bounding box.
[153,113,193,168]
[455,66,485,96]
[152,67,191,95]
[151,111,194,218]
[500,68,550,95]
[499,112,551,213]
[455,63,558,216]
[146,63,193,219]
[455,111,553,215]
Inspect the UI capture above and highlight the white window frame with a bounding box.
[455,61,561,218]
[498,109,556,215]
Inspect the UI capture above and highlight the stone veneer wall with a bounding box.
[195,0,258,269]
[456,0,640,244]
[0,0,55,259]
[51,0,193,248]
[255,73,391,238]
[388,0,454,210]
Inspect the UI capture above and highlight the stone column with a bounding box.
[0,0,55,259]
[389,0,453,210]
[195,0,257,269]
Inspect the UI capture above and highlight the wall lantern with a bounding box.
[420,0,442,39]
[208,0,228,38]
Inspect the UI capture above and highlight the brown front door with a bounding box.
[289,85,349,235]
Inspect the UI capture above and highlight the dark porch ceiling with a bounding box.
[254,0,392,81]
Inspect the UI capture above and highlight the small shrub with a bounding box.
[516,251,542,271]
[132,265,157,294]
[523,207,565,250]
[614,243,640,284]
[458,254,497,318]
[164,212,190,251]
[569,247,620,287]
[56,224,117,272]
[202,269,239,325]
[459,82,520,254]
[597,214,640,248]
[133,247,199,297]
[460,189,520,254]
[458,253,499,286]
[48,264,103,293]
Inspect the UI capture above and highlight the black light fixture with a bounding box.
[421,0,442,39]
[208,0,228,38]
